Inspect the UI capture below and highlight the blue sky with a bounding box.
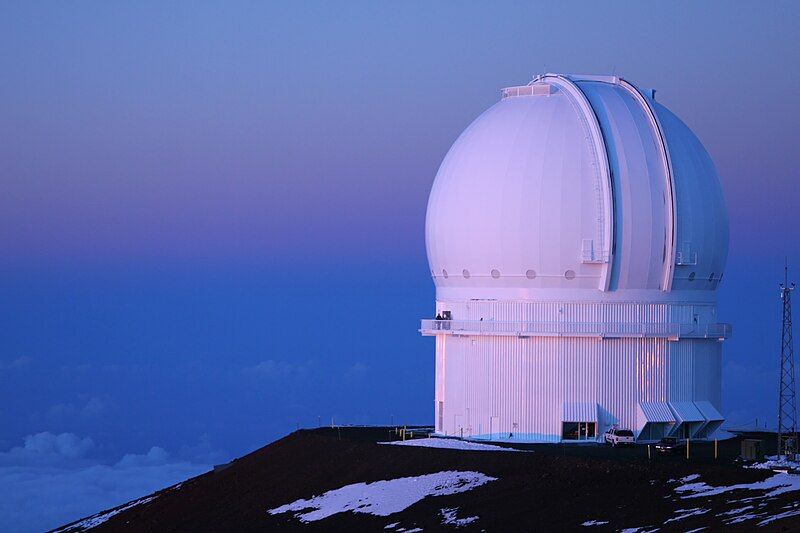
[1,1,799,530]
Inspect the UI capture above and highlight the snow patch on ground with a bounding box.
[746,455,800,472]
[381,438,524,452]
[721,504,800,526]
[440,507,479,527]
[664,507,709,523]
[718,505,754,516]
[581,519,609,526]
[671,472,800,527]
[52,495,158,532]
[727,513,760,525]
[268,471,497,523]
[758,508,800,526]
[675,472,800,499]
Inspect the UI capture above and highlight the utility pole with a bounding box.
[777,263,798,459]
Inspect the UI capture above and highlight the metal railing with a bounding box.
[420,319,731,340]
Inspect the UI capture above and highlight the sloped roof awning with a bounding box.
[638,402,676,423]
[562,402,598,422]
[669,401,704,422]
[695,401,724,422]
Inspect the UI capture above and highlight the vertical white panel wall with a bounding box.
[667,339,722,406]
[432,300,724,442]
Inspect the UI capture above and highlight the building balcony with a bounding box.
[420,319,731,341]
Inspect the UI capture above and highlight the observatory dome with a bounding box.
[422,74,731,443]
[426,74,728,301]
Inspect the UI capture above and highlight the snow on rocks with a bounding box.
[381,437,524,452]
[52,495,158,532]
[758,508,800,526]
[675,471,800,499]
[717,505,754,516]
[727,512,761,525]
[440,507,479,527]
[384,523,421,532]
[746,454,800,472]
[664,507,709,523]
[718,501,800,526]
[581,519,609,526]
[267,471,497,523]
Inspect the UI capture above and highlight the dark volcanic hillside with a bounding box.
[54,428,800,532]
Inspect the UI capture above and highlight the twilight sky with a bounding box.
[1,2,799,531]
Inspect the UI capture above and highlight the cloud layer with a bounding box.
[0,433,210,533]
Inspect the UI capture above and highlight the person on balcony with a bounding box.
[435,313,443,330]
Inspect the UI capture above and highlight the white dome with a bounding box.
[425,74,728,301]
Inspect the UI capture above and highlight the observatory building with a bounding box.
[421,74,729,443]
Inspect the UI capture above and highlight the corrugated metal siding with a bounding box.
[668,340,694,401]
[636,338,669,402]
[434,336,445,432]
[669,401,704,422]
[445,301,672,323]
[695,400,723,422]
[563,402,598,422]
[439,300,720,328]
[692,341,722,407]
[436,334,723,442]
[638,402,676,422]
[668,339,721,406]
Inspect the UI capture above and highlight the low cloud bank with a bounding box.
[0,432,210,533]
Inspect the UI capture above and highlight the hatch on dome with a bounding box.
[501,82,554,99]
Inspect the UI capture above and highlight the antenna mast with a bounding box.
[778,261,798,459]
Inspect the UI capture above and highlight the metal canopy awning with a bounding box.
[638,402,676,423]
[669,401,705,423]
[562,402,598,422]
[694,401,723,422]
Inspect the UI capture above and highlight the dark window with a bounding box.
[562,422,596,440]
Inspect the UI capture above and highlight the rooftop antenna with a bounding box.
[778,259,798,459]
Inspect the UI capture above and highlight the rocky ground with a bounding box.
[53,427,800,532]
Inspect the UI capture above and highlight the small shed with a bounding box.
[741,439,763,461]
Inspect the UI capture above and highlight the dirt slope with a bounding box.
[53,428,800,532]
